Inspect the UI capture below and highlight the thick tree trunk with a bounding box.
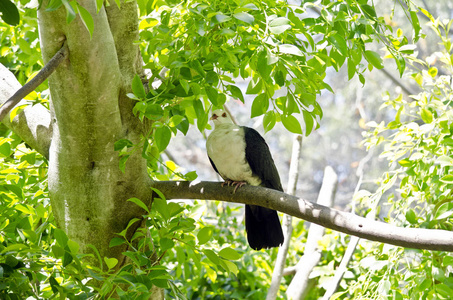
[37,0,153,267]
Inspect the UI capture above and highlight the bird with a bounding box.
[206,109,284,250]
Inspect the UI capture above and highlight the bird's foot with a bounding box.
[221,181,246,193]
[231,181,246,193]
[221,180,234,187]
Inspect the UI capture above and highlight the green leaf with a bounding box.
[104,257,118,269]
[420,108,433,123]
[428,67,438,78]
[440,174,453,184]
[119,154,129,173]
[197,227,213,245]
[168,115,185,127]
[0,142,11,157]
[221,259,239,275]
[62,0,76,23]
[251,93,269,118]
[127,197,149,213]
[227,85,244,103]
[179,79,190,95]
[109,237,126,248]
[160,238,175,251]
[145,104,164,120]
[269,17,291,34]
[52,245,64,258]
[184,171,198,181]
[435,203,453,220]
[278,44,304,57]
[328,33,348,56]
[46,0,64,11]
[302,110,314,136]
[246,76,262,94]
[218,247,242,260]
[410,10,420,42]
[205,86,219,106]
[256,51,272,78]
[274,70,285,87]
[96,0,103,12]
[0,0,20,25]
[154,126,172,152]
[14,204,34,215]
[54,228,69,247]
[398,159,412,167]
[215,12,231,23]
[364,50,383,69]
[132,74,146,99]
[405,209,417,224]
[62,246,73,267]
[193,99,208,132]
[152,198,170,220]
[114,139,133,151]
[189,60,205,76]
[203,249,219,265]
[206,71,219,86]
[48,276,61,293]
[233,12,254,24]
[393,52,405,77]
[281,115,302,134]
[77,3,94,38]
[263,111,276,132]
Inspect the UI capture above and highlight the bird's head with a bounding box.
[211,109,234,126]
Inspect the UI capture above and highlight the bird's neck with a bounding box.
[214,123,238,131]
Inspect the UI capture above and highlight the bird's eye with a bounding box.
[222,113,227,117]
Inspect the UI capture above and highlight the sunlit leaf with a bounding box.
[77,3,94,38]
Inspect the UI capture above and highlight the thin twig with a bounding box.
[0,41,69,122]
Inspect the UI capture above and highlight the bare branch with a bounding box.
[151,180,453,252]
[286,166,338,299]
[0,41,68,122]
[379,68,415,96]
[267,135,302,300]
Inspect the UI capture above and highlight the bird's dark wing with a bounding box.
[208,156,220,175]
[242,126,283,191]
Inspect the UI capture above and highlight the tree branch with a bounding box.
[151,180,453,252]
[267,135,302,300]
[286,166,338,299]
[0,41,68,122]
[0,64,53,158]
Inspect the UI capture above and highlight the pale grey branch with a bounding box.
[151,180,453,252]
[0,41,68,122]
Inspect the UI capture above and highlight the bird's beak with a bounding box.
[210,115,218,120]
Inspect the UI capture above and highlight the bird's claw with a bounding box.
[222,180,246,193]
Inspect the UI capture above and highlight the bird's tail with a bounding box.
[245,204,284,250]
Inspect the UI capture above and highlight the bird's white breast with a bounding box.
[206,124,261,186]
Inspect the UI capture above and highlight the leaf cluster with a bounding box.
[351,16,453,299]
[132,0,417,138]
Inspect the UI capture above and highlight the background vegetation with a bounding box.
[1,0,453,299]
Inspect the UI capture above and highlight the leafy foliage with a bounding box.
[131,0,418,143]
[0,0,443,299]
[349,16,453,299]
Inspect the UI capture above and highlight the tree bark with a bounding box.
[37,0,153,268]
